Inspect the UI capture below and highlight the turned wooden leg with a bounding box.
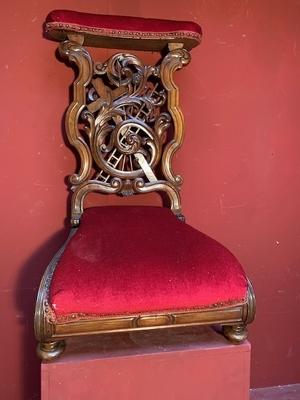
[37,340,65,361]
[223,324,248,344]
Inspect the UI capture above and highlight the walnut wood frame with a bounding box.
[35,33,256,360]
[57,36,189,226]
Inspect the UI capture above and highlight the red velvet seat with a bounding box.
[50,206,247,323]
[45,10,202,50]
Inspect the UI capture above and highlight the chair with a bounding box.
[35,9,256,360]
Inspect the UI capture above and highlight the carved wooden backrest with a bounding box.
[59,38,191,225]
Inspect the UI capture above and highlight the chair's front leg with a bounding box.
[223,324,248,344]
[222,279,256,344]
[37,340,65,361]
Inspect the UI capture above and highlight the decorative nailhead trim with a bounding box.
[45,22,201,42]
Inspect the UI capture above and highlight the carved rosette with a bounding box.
[59,39,190,224]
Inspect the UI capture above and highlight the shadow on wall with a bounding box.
[15,229,69,399]
[13,58,77,396]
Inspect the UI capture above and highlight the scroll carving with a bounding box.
[59,41,93,185]
[160,48,191,185]
[59,40,190,224]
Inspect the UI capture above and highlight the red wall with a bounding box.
[1,1,300,398]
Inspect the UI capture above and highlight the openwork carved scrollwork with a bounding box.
[82,53,169,183]
[59,39,189,224]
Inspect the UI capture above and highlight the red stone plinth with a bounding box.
[41,327,251,400]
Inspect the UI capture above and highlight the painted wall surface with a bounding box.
[1,1,299,398]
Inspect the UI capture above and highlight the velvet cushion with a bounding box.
[50,206,248,322]
[44,10,202,51]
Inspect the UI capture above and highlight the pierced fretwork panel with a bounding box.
[82,53,170,187]
[59,40,191,224]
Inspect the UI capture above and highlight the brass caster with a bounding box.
[37,340,65,361]
[223,324,248,344]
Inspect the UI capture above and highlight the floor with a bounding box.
[250,384,300,400]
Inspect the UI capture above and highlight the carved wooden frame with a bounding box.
[35,34,256,360]
[57,36,190,226]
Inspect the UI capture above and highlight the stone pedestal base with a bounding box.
[42,326,251,400]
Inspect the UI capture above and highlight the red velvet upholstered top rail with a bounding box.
[50,206,247,322]
[44,10,202,51]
